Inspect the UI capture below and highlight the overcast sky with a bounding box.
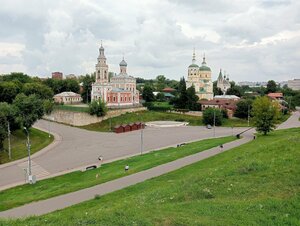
[0,0,299,82]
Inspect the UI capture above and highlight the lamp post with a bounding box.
[24,127,32,177]
[137,113,144,155]
[7,121,11,160]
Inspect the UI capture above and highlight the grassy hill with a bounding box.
[1,128,299,225]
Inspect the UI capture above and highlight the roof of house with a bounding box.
[54,91,81,97]
[267,92,283,98]
[162,87,176,92]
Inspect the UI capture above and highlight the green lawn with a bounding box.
[79,111,253,132]
[0,128,54,164]
[54,104,89,113]
[3,128,299,226]
[0,136,235,212]
[152,101,173,107]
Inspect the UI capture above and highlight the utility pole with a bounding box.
[7,121,11,160]
[24,127,32,177]
[141,125,144,155]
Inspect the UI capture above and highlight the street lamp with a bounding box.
[23,127,32,177]
[7,121,11,160]
[137,113,144,155]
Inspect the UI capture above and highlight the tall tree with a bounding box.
[13,94,44,129]
[142,84,155,102]
[266,80,277,93]
[155,75,166,91]
[22,83,54,100]
[186,85,199,110]
[0,82,20,103]
[234,99,253,119]
[252,96,280,135]
[80,74,95,103]
[175,77,188,109]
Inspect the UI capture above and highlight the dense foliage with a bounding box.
[88,99,107,117]
[202,108,223,126]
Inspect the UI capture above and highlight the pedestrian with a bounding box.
[253,135,256,140]
[125,164,129,172]
[220,144,223,150]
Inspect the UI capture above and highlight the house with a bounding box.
[214,95,240,101]
[162,87,176,93]
[54,92,82,104]
[199,99,239,118]
[267,92,283,100]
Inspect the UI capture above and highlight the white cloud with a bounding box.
[0,0,299,81]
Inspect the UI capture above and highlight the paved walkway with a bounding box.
[0,130,254,218]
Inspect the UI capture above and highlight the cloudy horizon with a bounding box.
[0,0,299,82]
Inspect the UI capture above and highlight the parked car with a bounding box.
[206,124,212,129]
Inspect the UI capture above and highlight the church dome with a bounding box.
[189,63,199,68]
[119,58,127,67]
[199,56,211,71]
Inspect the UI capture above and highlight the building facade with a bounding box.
[91,44,139,107]
[217,69,231,94]
[54,91,82,104]
[52,72,63,80]
[288,79,300,90]
[186,51,213,100]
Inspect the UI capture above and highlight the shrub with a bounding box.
[89,99,107,117]
[202,108,223,126]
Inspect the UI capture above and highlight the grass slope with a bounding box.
[80,111,252,132]
[0,136,235,212]
[3,128,299,226]
[0,128,54,164]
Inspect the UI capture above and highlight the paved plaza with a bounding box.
[0,120,247,190]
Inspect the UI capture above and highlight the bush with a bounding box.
[202,108,223,126]
[221,109,228,119]
[89,99,107,117]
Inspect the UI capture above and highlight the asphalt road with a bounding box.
[0,120,247,190]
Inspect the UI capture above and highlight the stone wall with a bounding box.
[44,107,147,126]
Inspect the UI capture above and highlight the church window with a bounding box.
[121,97,123,101]
[113,97,116,102]
[125,97,127,101]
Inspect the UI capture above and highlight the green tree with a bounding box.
[80,74,95,103]
[174,77,188,109]
[266,80,277,94]
[89,99,107,117]
[43,99,54,115]
[142,84,155,102]
[252,96,280,135]
[13,94,44,129]
[155,75,166,91]
[22,83,54,100]
[0,103,18,150]
[226,85,242,97]
[0,81,20,103]
[202,108,223,126]
[64,79,80,93]
[234,99,253,119]
[156,92,165,102]
[186,85,199,110]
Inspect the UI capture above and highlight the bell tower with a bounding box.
[95,41,109,83]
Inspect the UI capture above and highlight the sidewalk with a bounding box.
[0,131,254,218]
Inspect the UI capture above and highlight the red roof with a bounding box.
[199,99,238,111]
[267,93,283,98]
[162,87,176,92]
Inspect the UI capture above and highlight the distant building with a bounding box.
[162,87,176,93]
[66,74,77,79]
[214,95,240,101]
[237,81,267,87]
[287,79,300,90]
[216,69,231,94]
[186,50,213,100]
[52,72,63,80]
[91,44,139,107]
[54,91,82,104]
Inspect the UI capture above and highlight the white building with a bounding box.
[186,51,213,100]
[91,44,139,107]
[217,69,231,94]
[54,92,82,104]
[288,79,300,90]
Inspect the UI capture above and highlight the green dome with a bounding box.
[189,64,199,68]
[199,65,211,71]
